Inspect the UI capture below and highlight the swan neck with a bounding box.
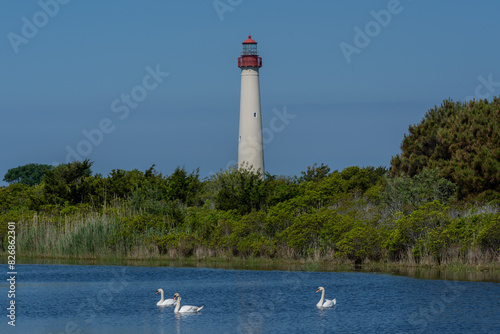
[174,296,181,313]
[318,289,325,306]
[160,290,164,302]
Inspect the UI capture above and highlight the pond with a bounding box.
[1,264,499,333]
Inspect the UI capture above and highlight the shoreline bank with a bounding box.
[2,253,499,283]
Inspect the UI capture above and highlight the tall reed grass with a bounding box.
[14,204,163,259]
[18,214,112,258]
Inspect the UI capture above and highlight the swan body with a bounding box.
[316,286,336,307]
[156,289,177,306]
[173,293,204,313]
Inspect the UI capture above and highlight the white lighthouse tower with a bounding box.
[238,35,264,177]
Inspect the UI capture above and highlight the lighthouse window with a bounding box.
[243,44,258,55]
[253,113,257,118]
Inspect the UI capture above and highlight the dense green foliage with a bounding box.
[1,161,498,266]
[390,98,500,199]
[1,98,499,266]
[3,163,53,186]
[43,159,94,204]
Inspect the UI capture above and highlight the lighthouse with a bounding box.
[238,35,264,177]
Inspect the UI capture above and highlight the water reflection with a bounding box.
[386,267,500,282]
[174,313,181,334]
[315,305,337,334]
[10,256,500,283]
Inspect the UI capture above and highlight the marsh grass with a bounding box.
[18,215,114,258]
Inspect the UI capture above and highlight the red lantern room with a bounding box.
[238,35,262,68]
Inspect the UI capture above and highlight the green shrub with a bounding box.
[385,201,449,260]
[156,232,197,256]
[477,213,500,251]
[335,224,383,263]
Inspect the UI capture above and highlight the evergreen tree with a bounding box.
[3,163,53,186]
[43,159,93,204]
[390,97,500,199]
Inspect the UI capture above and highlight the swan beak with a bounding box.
[316,289,320,293]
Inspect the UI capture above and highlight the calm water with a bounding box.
[2,264,499,333]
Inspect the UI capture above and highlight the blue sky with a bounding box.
[1,0,499,184]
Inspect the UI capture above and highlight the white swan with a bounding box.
[316,286,336,307]
[156,289,177,306]
[173,293,204,313]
